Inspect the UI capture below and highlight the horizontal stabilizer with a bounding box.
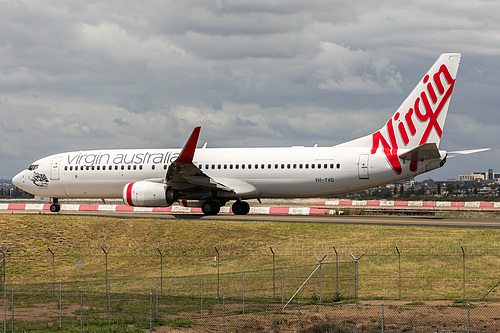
[399,143,441,161]
[447,148,491,158]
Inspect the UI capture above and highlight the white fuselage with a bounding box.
[12,145,444,202]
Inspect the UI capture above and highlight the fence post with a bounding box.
[11,289,13,333]
[461,246,466,300]
[200,274,203,318]
[281,266,284,307]
[48,248,55,295]
[333,246,339,296]
[149,293,153,333]
[270,247,275,298]
[80,289,83,333]
[108,278,111,325]
[157,248,163,295]
[396,247,401,300]
[101,247,108,296]
[59,281,62,328]
[349,252,364,300]
[314,254,326,303]
[298,301,301,333]
[243,270,245,315]
[215,247,220,298]
[156,277,159,321]
[467,303,470,333]
[4,283,6,333]
[0,249,5,287]
[381,302,384,333]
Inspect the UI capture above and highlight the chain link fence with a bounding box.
[2,283,500,332]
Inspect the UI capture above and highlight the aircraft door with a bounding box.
[50,157,62,180]
[358,154,369,179]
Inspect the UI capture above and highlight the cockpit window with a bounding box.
[28,164,39,171]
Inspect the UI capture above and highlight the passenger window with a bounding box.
[248,164,251,169]
[287,164,291,169]
[64,166,68,171]
[229,164,233,169]
[212,164,215,169]
[281,164,285,169]
[97,166,100,170]
[152,165,155,170]
[205,164,209,169]
[330,164,334,169]
[337,163,341,169]
[324,164,328,169]
[305,164,309,169]
[311,164,315,169]
[261,164,265,169]
[235,164,239,169]
[275,164,278,169]
[268,164,271,169]
[115,165,118,170]
[242,164,245,169]
[299,164,303,169]
[92,166,95,170]
[133,165,137,170]
[293,164,297,169]
[318,164,321,169]
[121,165,125,170]
[164,165,167,170]
[139,165,142,170]
[218,164,221,169]
[224,164,227,169]
[255,164,259,169]
[69,166,73,171]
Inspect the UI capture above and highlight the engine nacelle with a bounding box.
[123,181,171,207]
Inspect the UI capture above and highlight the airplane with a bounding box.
[12,53,487,215]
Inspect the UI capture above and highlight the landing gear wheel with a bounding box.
[202,200,220,216]
[232,201,250,215]
[50,203,61,213]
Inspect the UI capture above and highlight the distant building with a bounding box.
[459,173,485,182]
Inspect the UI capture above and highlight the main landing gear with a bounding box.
[201,200,250,216]
[201,200,220,216]
[232,200,250,215]
[50,198,61,212]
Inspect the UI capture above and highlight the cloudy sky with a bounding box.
[1,0,499,180]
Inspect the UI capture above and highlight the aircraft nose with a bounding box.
[12,171,27,189]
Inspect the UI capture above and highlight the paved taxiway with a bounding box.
[8,210,500,228]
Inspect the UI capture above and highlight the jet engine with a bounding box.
[123,181,173,207]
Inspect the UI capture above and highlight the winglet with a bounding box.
[174,126,201,164]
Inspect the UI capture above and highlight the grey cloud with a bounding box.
[1,0,500,180]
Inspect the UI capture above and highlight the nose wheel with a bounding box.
[50,203,61,212]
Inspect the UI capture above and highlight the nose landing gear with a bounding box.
[50,198,61,212]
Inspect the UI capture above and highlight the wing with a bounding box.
[165,127,234,193]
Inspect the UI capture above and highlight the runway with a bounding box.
[11,210,500,229]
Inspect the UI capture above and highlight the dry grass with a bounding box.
[0,213,499,299]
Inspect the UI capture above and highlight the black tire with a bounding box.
[241,201,250,215]
[232,201,250,215]
[202,201,220,216]
[50,204,60,213]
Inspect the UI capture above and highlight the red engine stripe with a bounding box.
[126,182,135,206]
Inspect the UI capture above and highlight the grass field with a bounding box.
[1,213,499,300]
